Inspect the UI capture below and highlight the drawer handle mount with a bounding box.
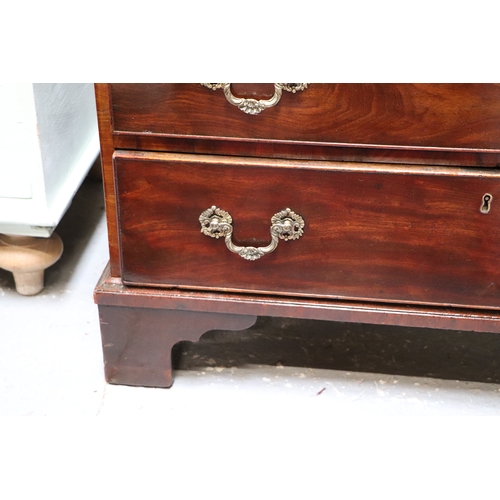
[201,84,309,115]
[199,206,305,261]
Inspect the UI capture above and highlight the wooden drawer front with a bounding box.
[110,84,500,157]
[115,152,500,309]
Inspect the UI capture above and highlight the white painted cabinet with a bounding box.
[0,83,99,294]
[0,83,99,237]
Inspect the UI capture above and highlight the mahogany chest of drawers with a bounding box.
[94,83,500,388]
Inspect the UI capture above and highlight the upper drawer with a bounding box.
[108,83,500,167]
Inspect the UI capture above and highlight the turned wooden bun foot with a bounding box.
[0,234,64,295]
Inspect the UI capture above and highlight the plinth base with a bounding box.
[94,264,500,388]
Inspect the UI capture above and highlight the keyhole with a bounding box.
[480,193,493,214]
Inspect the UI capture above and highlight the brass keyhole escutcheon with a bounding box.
[480,193,493,214]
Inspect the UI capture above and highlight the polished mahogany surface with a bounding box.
[95,267,500,335]
[94,83,500,388]
[95,84,500,279]
[110,84,500,159]
[115,151,500,309]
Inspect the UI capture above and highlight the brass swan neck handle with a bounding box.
[201,84,309,115]
[199,206,305,261]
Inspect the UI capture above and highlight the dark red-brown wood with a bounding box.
[94,83,500,281]
[94,266,500,388]
[95,84,121,276]
[99,303,257,387]
[114,151,500,310]
[112,134,500,168]
[94,83,500,389]
[109,83,500,167]
[94,267,500,335]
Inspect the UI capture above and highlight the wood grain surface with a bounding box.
[94,84,121,276]
[95,266,500,335]
[94,83,500,389]
[114,151,500,310]
[110,83,500,155]
[99,304,257,387]
[95,83,500,281]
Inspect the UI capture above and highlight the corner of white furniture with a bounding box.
[0,83,99,294]
[0,83,99,237]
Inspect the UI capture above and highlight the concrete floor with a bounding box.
[2,174,500,417]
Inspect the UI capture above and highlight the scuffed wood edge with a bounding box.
[94,264,500,334]
[95,84,121,277]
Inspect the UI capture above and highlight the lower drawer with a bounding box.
[114,151,500,310]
